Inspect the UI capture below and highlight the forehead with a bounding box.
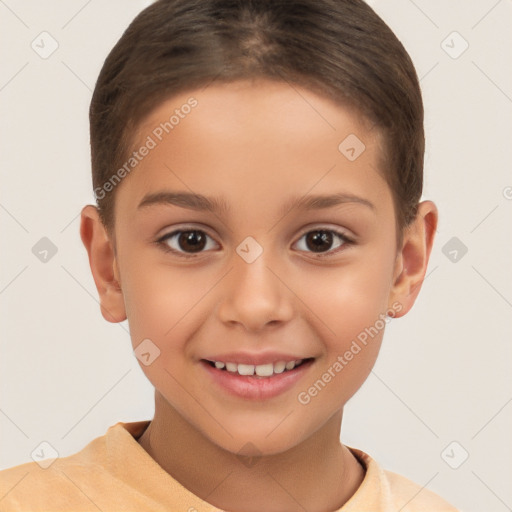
[135,78,378,152]
[117,79,389,220]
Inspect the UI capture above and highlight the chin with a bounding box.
[203,421,308,458]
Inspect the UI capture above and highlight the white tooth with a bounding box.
[273,361,286,374]
[295,359,303,366]
[237,364,255,376]
[214,361,225,369]
[285,361,296,371]
[226,362,238,372]
[255,363,274,377]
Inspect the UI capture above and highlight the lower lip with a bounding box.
[200,359,314,400]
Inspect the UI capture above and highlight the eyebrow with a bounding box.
[137,190,375,217]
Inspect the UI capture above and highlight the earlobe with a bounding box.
[388,201,438,318]
[80,205,127,323]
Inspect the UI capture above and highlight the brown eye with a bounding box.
[158,229,217,256]
[294,229,352,257]
[305,231,334,253]
[176,231,207,252]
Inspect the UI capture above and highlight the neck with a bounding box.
[137,391,365,512]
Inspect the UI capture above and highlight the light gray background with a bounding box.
[1,1,511,511]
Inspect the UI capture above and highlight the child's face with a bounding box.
[100,79,410,454]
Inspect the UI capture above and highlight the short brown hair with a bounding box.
[90,0,424,238]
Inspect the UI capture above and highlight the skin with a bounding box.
[80,78,437,512]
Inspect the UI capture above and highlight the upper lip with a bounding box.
[202,351,314,366]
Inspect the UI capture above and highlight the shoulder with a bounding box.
[0,423,127,511]
[383,469,459,512]
[0,458,100,511]
[344,447,459,512]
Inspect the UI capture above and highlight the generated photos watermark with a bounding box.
[297,301,403,405]
[94,97,198,201]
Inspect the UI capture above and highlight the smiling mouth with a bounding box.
[202,358,315,378]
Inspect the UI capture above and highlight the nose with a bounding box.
[216,248,294,332]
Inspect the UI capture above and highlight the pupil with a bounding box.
[307,231,332,253]
[179,231,205,252]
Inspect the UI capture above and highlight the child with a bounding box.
[0,0,459,510]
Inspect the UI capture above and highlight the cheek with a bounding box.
[297,278,387,416]
[121,267,197,396]
[295,253,394,398]
[121,257,218,367]
[301,253,395,335]
[295,336,382,424]
[120,255,192,347]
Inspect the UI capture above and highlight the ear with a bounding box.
[80,205,127,323]
[388,200,438,318]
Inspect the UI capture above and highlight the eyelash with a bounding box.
[155,226,354,259]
